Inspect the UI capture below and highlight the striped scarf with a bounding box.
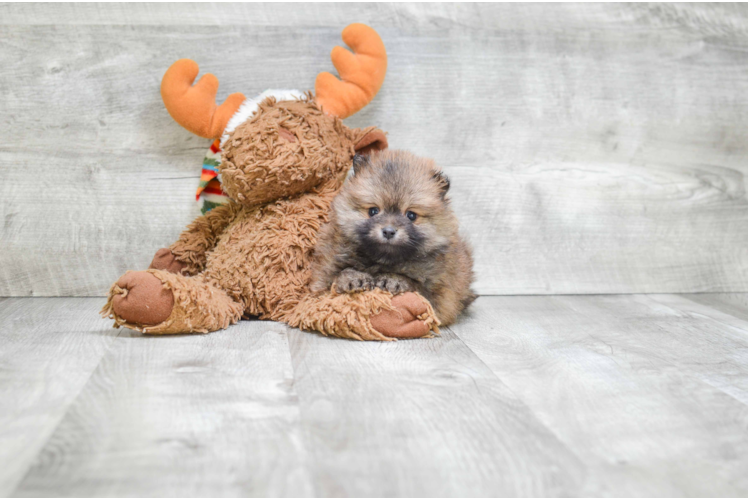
[196,139,230,214]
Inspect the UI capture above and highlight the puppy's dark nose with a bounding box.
[382,226,397,240]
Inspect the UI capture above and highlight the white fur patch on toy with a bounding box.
[220,89,304,147]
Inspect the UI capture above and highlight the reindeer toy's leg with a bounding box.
[286,290,439,341]
[102,270,244,334]
[101,203,244,333]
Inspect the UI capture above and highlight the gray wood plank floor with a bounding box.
[2,295,747,497]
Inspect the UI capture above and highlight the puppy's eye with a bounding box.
[368,207,380,217]
[406,211,418,221]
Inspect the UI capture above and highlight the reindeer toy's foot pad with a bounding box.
[370,293,437,339]
[109,271,175,327]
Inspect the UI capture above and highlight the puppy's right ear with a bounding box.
[352,154,370,175]
[433,170,450,199]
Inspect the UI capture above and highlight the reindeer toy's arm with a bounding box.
[148,203,241,276]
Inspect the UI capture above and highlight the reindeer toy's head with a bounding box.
[161,24,388,208]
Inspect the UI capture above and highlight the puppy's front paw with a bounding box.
[336,269,374,294]
[374,274,413,295]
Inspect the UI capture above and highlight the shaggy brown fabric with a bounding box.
[290,290,438,341]
[220,95,355,207]
[102,96,439,340]
[102,269,243,334]
[169,202,242,276]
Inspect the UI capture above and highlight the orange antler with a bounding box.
[315,24,387,119]
[161,59,246,139]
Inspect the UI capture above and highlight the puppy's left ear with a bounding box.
[352,127,388,155]
[352,154,370,175]
[433,170,450,199]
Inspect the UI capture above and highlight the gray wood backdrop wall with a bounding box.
[1,3,747,297]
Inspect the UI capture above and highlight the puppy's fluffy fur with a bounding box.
[310,149,476,325]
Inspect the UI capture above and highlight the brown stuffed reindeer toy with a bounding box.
[101,24,439,340]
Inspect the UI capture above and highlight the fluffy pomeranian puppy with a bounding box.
[310,149,476,325]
